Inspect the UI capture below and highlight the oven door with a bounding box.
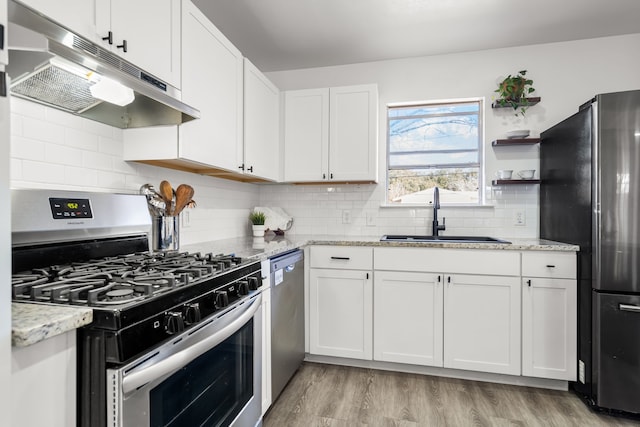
[107,294,262,427]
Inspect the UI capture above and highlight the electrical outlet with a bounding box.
[342,210,351,224]
[181,210,191,228]
[366,212,376,226]
[514,210,526,226]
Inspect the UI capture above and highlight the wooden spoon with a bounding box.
[173,184,195,216]
[159,180,174,215]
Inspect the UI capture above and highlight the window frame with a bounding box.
[385,97,485,207]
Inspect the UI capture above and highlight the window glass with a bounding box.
[387,100,482,204]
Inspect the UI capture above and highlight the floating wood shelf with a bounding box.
[491,97,541,109]
[492,179,541,186]
[492,138,540,146]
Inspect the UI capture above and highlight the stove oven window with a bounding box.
[149,319,253,426]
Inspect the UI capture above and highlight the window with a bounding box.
[387,99,483,205]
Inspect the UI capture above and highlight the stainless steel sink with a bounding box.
[380,235,511,244]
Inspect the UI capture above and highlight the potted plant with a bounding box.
[494,70,536,116]
[249,211,266,237]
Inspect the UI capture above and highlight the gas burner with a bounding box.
[106,289,135,299]
[11,251,250,308]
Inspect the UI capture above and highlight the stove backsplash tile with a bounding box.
[9,97,260,244]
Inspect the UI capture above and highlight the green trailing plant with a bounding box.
[495,70,536,116]
[249,211,266,225]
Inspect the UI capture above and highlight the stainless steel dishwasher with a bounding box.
[269,249,305,402]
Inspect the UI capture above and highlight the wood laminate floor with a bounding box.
[263,362,640,427]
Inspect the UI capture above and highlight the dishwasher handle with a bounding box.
[270,249,304,273]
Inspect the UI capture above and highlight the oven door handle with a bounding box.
[121,294,262,394]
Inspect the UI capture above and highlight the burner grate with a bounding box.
[11,251,250,307]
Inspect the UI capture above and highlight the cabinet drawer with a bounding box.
[374,247,520,276]
[310,246,373,270]
[522,252,576,279]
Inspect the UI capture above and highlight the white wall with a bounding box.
[9,98,261,243]
[264,34,640,238]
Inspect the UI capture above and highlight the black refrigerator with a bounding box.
[540,89,640,415]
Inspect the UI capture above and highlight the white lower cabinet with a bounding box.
[310,246,577,382]
[521,252,577,380]
[309,246,373,360]
[11,331,77,427]
[374,271,443,366]
[309,268,373,360]
[443,274,521,375]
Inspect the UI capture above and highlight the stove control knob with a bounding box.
[183,303,201,325]
[238,281,249,296]
[248,277,259,291]
[165,311,185,335]
[215,291,229,308]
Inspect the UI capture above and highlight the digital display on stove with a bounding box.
[49,197,93,219]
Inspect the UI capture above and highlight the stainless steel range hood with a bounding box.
[6,0,200,128]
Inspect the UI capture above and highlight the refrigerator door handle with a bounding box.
[619,304,640,313]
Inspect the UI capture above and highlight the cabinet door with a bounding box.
[374,271,443,366]
[283,88,329,182]
[329,84,378,182]
[444,274,521,375]
[244,58,280,181]
[522,277,577,380]
[309,268,372,360]
[17,0,96,42]
[178,1,243,170]
[109,0,181,88]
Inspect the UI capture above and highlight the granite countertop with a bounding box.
[12,234,577,348]
[12,303,93,347]
[181,234,579,258]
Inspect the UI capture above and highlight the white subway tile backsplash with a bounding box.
[96,170,128,190]
[22,160,66,184]
[45,143,84,166]
[83,151,114,171]
[11,98,46,120]
[65,128,99,151]
[11,136,45,161]
[22,117,65,145]
[64,166,99,187]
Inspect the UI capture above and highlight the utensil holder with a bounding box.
[152,216,179,251]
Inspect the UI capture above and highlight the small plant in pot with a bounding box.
[249,211,266,237]
[495,69,536,116]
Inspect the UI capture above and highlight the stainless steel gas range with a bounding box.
[11,189,263,427]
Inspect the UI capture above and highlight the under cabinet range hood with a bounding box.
[6,1,199,128]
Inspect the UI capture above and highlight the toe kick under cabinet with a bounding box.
[308,246,578,381]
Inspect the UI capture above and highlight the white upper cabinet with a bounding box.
[284,88,329,182]
[123,1,244,175]
[17,0,181,88]
[96,0,181,88]
[243,58,280,181]
[329,85,378,182]
[178,0,242,171]
[16,0,96,41]
[284,84,378,183]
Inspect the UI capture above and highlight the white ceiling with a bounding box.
[192,0,640,72]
